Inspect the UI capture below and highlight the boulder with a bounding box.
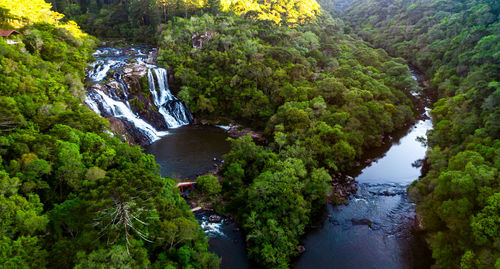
[123,63,147,77]
[351,218,372,226]
[108,117,136,145]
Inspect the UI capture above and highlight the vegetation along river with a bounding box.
[89,45,435,268]
[139,116,252,269]
[145,67,435,268]
[295,72,434,268]
[145,126,251,268]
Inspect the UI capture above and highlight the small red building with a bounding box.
[0,30,21,44]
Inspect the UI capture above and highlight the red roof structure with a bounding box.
[0,30,20,37]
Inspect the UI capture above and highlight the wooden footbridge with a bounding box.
[176,182,196,193]
[176,182,201,212]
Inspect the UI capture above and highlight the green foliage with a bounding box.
[326,0,500,267]
[0,0,87,38]
[74,242,150,269]
[0,3,219,268]
[49,0,321,43]
[196,174,222,199]
[220,0,321,25]
[159,12,418,267]
[46,0,163,43]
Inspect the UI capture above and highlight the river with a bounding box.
[195,211,251,268]
[145,126,252,268]
[87,46,434,268]
[144,68,434,268]
[295,71,434,269]
[144,125,253,268]
[294,114,433,268]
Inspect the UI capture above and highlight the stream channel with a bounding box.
[294,71,435,269]
[145,125,251,269]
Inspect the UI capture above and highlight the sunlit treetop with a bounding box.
[0,0,86,38]
[157,0,206,13]
[220,0,321,25]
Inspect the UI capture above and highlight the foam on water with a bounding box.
[93,89,168,142]
[148,68,193,128]
[216,125,231,131]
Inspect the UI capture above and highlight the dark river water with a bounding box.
[295,111,434,269]
[294,69,434,268]
[146,72,434,269]
[145,125,250,267]
[144,125,231,179]
[195,211,250,269]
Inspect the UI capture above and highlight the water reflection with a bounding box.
[144,125,231,179]
[356,110,432,184]
[296,111,434,269]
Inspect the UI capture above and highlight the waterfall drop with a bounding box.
[148,68,193,128]
[84,47,193,145]
[93,89,168,142]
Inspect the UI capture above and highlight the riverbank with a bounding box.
[294,69,434,268]
[99,41,433,268]
[193,117,266,143]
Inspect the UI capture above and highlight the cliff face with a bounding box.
[84,47,192,146]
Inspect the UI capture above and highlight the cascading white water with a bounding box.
[148,68,193,128]
[84,47,193,144]
[88,59,125,82]
[91,89,168,142]
[84,95,102,114]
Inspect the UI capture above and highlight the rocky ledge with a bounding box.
[193,118,266,143]
[330,174,358,203]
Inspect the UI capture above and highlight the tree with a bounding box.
[74,242,150,269]
[84,168,161,252]
[196,174,221,199]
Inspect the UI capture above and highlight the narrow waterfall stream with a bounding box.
[147,68,193,128]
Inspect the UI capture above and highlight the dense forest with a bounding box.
[0,1,219,268]
[46,0,321,43]
[320,0,499,267]
[1,0,498,268]
[1,0,422,267]
[159,12,420,267]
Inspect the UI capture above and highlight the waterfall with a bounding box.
[84,47,192,144]
[113,72,133,109]
[85,90,113,117]
[87,89,168,142]
[148,68,193,128]
[84,94,102,115]
[88,59,125,82]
